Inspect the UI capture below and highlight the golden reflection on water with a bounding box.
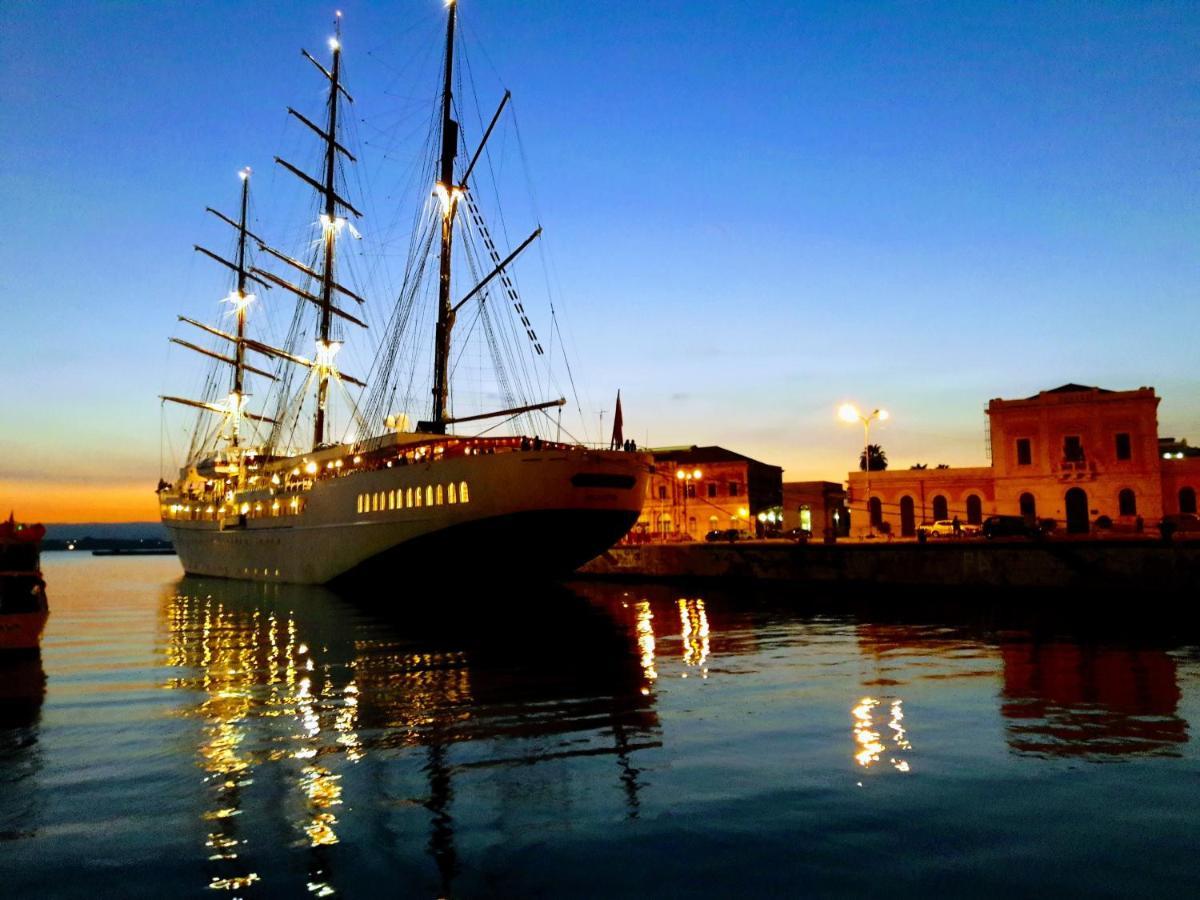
[635,600,658,684]
[852,697,912,773]
[678,598,710,675]
[163,588,364,895]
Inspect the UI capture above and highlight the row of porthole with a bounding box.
[357,482,470,514]
[163,497,306,521]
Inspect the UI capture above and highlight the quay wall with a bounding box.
[579,541,1200,589]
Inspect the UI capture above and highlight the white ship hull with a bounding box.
[164,445,647,585]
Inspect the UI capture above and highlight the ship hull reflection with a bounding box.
[163,576,660,896]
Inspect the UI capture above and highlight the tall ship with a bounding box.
[158,2,648,585]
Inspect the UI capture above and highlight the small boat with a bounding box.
[0,515,49,651]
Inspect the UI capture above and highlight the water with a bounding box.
[3,555,1199,897]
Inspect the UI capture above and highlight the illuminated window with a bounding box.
[800,504,812,533]
[1016,438,1032,466]
[388,490,396,510]
[1115,433,1131,461]
[448,483,457,504]
[460,481,469,503]
[415,487,422,507]
[426,485,434,506]
[1118,488,1136,516]
[372,493,380,512]
[436,485,444,505]
[357,494,364,514]
[406,487,414,508]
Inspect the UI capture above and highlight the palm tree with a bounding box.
[859,444,888,472]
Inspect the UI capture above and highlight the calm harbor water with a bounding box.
[3,555,1199,897]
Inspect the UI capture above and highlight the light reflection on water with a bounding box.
[2,555,1200,897]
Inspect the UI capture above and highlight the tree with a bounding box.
[859,444,888,472]
[910,463,927,470]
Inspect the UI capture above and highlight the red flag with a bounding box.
[610,390,624,449]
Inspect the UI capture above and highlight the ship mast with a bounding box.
[231,168,252,447]
[430,0,459,434]
[264,11,366,451]
[313,16,344,449]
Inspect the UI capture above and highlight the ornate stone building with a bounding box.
[846,384,1200,537]
[631,446,782,540]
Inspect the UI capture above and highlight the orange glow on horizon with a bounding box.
[0,480,158,524]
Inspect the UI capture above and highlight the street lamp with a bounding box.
[676,467,702,538]
[839,403,889,538]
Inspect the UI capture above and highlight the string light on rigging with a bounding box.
[222,290,255,315]
[433,182,464,218]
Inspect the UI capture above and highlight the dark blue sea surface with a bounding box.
[2,555,1198,897]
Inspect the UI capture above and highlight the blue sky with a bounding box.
[1,1,1197,518]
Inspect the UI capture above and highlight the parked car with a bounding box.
[705,528,752,542]
[782,527,812,542]
[918,520,981,537]
[981,515,1043,539]
[1158,513,1200,538]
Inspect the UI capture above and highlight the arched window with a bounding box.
[1119,488,1136,516]
[406,487,414,508]
[414,487,422,507]
[357,495,364,514]
[1019,493,1036,519]
[370,493,378,512]
[899,496,915,536]
[869,497,882,528]
[932,495,948,521]
[448,483,457,504]
[1180,487,1197,515]
[426,485,434,506]
[388,490,396,510]
[966,495,982,525]
[436,484,444,505]
[460,481,469,503]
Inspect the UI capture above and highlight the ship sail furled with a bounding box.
[257,13,369,453]
[162,167,281,472]
[356,0,570,445]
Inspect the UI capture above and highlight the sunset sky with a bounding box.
[2,0,1197,522]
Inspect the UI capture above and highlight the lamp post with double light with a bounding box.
[676,467,703,539]
[839,403,889,539]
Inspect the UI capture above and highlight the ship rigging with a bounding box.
[157,2,648,585]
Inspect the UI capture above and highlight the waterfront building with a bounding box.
[781,481,848,537]
[846,384,1200,537]
[630,446,782,540]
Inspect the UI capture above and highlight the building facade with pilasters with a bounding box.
[846,384,1199,538]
